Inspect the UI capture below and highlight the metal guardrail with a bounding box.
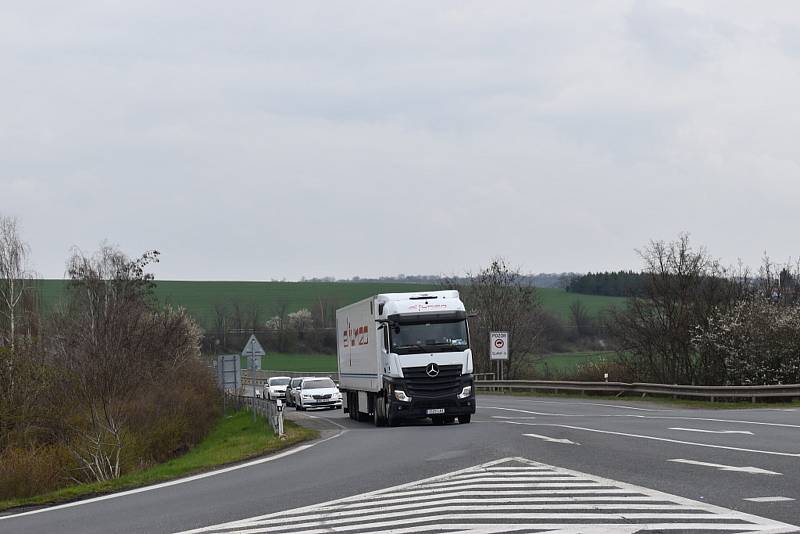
[242,369,800,403]
[242,369,339,386]
[474,380,800,402]
[227,393,285,436]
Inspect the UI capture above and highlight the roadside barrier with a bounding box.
[474,379,800,402]
[227,393,285,436]
[242,370,338,387]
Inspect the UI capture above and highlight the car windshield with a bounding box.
[291,379,302,387]
[269,378,291,386]
[302,378,335,390]
[391,320,469,355]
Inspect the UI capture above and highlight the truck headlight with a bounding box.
[394,390,411,402]
[457,386,472,399]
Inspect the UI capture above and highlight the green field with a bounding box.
[37,280,623,327]
[243,352,338,372]
[533,351,617,375]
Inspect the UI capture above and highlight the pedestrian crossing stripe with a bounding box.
[176,457,798,534]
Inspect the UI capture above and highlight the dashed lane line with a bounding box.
[668,459,782,475]
[483,405,800,429]
[504,421,800,458]
[669,427,754,435]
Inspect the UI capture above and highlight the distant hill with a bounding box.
[37,279,623,328]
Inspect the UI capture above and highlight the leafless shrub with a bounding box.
[448,258,546,379]
[607,234,745,385]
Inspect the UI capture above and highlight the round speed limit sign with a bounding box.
[490,331,509,360]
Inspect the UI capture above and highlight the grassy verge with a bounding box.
[478,389,800,409]
[0,410,318,513]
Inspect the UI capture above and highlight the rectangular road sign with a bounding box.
[489,331,509,360]
[217,354,241,393]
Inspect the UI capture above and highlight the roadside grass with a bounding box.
[478,389,800,410]
[0,410,318,513]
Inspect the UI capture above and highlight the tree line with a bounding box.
[565,270,647,296]
[0,216,217,501]
[607,235,800,386]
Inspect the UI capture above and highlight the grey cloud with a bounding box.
[2,1,800,280]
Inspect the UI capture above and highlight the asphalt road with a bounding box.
[2,395,799,533]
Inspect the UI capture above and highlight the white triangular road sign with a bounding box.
[241,334,265,357]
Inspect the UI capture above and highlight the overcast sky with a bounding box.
[2,1,800,280]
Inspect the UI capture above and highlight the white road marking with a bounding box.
[0,428,346,522]
[670,427,754,435]
[522,433,580,445]
[744,497,795,503]
[177,457,797,534]
[668,459,783,475]
[483,405,800,430]
[504,421,800,457]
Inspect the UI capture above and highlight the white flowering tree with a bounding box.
[693,298,800,385]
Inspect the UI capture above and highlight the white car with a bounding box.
[263,376,291,401]
[295,377,342,410]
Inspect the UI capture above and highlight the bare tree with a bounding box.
[51,246,161,482]
[449,259,546,379]
[569,299,593,339]
[0,216,35,349]
[608,234,745,385]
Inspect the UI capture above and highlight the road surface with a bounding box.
[2,394,799,533]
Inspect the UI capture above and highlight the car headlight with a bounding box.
[394,390,411,402]
[302,394,312,399]
[457,386,472,399]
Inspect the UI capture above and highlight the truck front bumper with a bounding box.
[388,395,475,419]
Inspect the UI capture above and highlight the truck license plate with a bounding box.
[426,408,445,415]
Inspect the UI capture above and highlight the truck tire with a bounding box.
[458,414,471,424]
[373,395,387,427]
[348,393,357,420]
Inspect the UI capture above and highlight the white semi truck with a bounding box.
[336,290,475,426]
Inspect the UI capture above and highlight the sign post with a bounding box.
[489,331,509,381]
[241,335,266,422]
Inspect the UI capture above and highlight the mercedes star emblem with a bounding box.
[426,363,440,377]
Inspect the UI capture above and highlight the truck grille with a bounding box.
[402,364,462,399]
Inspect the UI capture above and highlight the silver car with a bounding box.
[284,377,304,407]
[263,376,291,400]
[295,377,342,411]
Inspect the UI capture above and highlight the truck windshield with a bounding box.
[390,320,469,354]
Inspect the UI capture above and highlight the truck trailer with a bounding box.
[336,290,475,426]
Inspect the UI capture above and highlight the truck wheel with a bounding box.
[373,396,387,427]
[458,414,471,424]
